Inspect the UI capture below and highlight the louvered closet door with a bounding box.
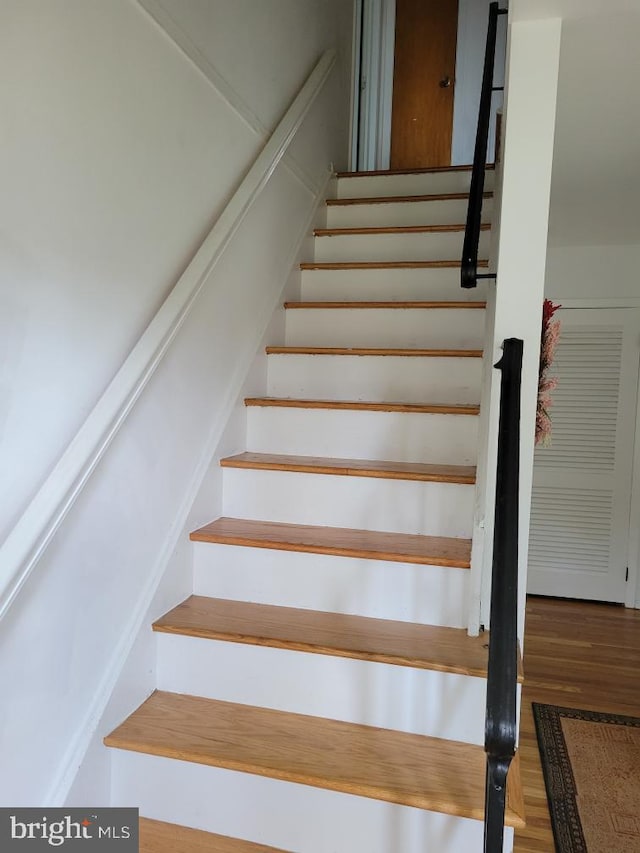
[528,308,640,602]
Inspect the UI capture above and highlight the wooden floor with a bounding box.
[514,595,640,852]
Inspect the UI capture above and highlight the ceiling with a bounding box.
[511,0,638,23]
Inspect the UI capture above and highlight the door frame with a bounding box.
[351,0,509,171]
[350,0,396,171]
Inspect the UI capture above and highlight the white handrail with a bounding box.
[0,49,336,621]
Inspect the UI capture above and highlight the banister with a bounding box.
[484,337,522,852]
[0,49,336,621]
[461,2,506,289]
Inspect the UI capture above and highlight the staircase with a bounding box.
[105,165,525,852]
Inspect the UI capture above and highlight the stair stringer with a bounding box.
[61,173,335,807]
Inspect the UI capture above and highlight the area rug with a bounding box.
[533,703,640,852]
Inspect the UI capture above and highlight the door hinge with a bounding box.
[626,566,629,582]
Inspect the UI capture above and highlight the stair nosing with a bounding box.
[190,518,472,569]
[244,397,480,416]
[265,346,483,358]
[336,164,495,178]
[283,300,486,309]
[300,260,490,270]
[314,223,490,237]
[326,191,493,206]
[220,452,477,484]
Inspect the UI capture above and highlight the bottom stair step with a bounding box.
[106,692,525,827]
[140,817,291,852]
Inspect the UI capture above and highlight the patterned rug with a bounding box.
[533,703,640,852]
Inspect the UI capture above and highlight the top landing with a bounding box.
[337,164,494,179]
[335,165,495,200]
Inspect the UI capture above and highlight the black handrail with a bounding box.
[484,338,522,852]
[461,2,507,289]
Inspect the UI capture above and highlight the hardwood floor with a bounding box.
[514,595,640,852]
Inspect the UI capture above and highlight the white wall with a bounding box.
[545,9,640,248]
[536,1,640,611]
[0,0,352,805]
[545,244,640,301]
[476,16,561,639]
[0,0,352,545]
[452,0,508,165]
[0,0,249,543]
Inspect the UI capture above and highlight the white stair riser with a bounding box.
[314,230,490,263]
[284,308,485,349]
[193,543,469,627]
[326,197,493,229]
[111,752,500,853]
[246,407,479,464]
[301,267,489,302]
[222,469,474,538]
[267,354,483,404]
[337,170,495,199]
[156,635,486,743]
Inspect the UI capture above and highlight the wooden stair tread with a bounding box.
[220,452,477,483]
[244,397,480,415]
[300,259,490,270]
[314,224,490,237]
[154,596,490,677]
[190,518,471,568]
[266,345,483,357]
[336,164,494,177]
[140,818,289,853]
[326,191,493,206]
[266,345,484,359]
[106,692,525,826]
[283,300,486,309]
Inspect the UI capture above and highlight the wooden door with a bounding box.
[390,0,458,170]
[528,308,640,603]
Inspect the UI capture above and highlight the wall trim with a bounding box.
[550,297,640,309]
[135,0,321,195]
[349,0,363,170]
[135,0,263,135]
[628,355,640,609]
[355,0,396,171]
[0,49,336,626]
[377,0,396,170]
[49,168,334,805]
